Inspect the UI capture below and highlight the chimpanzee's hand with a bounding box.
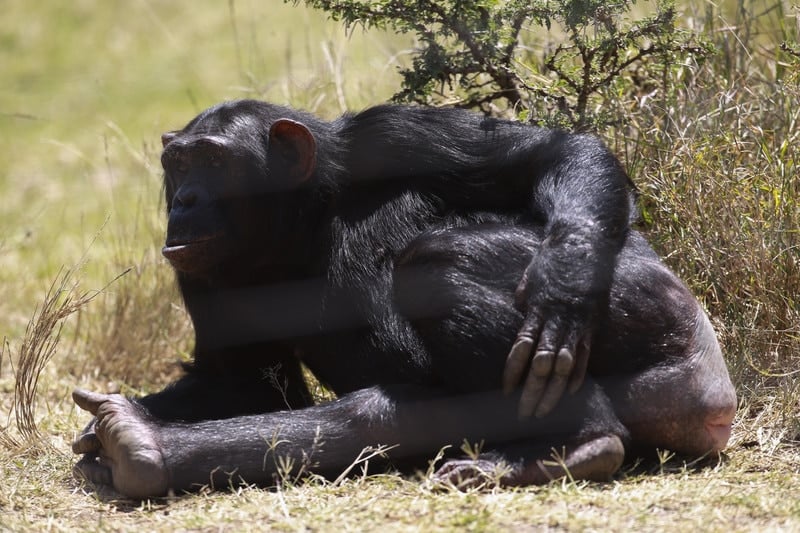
[502,247,597,418]
[71,389,169,499]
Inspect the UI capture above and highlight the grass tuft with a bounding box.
[8,267,99,448]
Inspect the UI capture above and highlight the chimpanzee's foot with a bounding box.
[433,434,625,489]
[522,434,625,484]
[430,457,510,490]
[72,389,169,499]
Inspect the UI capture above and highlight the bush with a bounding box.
[297,0,710,129]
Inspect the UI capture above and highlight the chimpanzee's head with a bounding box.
[159,100,318,277]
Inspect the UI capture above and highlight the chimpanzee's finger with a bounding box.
[72,389,110,415]
[518,323,561,417]
[518,348,553,417]
[534,347,574,417]
[72,432,101,454]
[513,263,534,311]
[503,313,542,394]
[73,454,113,487]
[568,335,591,394]
[519,320,565,417]
[503,336,533,395]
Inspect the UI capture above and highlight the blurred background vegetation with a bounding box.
[0,0,798,529]
[1,1,412,389]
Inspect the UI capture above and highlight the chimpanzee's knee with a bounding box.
[593,233,737,455]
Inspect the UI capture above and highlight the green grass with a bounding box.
[1,0,799,530]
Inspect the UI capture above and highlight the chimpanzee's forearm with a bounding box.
[535,133,632,239]
[138,354,312,422]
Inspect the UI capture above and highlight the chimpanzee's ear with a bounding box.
[268,118,317,183]
[161,131,179,148]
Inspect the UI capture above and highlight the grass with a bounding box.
[1,0,799,530]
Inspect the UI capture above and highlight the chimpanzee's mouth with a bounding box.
[164,235,217,249]
[162,243,189,257]
[162,235,222,261]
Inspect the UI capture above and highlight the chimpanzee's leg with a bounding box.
[72,379,628,498]
[393,224,628,485]
[393,224,736,484]
[591,233,737,456]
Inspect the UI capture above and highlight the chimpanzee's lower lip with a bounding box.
[163,235,217,250]
[162,244,188,255]
[162,238,216,259]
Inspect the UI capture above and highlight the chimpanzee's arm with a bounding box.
[505,132,633,417]
[136,348,312,421]
[135,276,320,421]
[344,107,634,416]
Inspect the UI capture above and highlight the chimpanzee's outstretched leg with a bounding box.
[72,378,624,498]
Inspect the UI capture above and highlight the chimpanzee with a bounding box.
[72,100,736,498]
